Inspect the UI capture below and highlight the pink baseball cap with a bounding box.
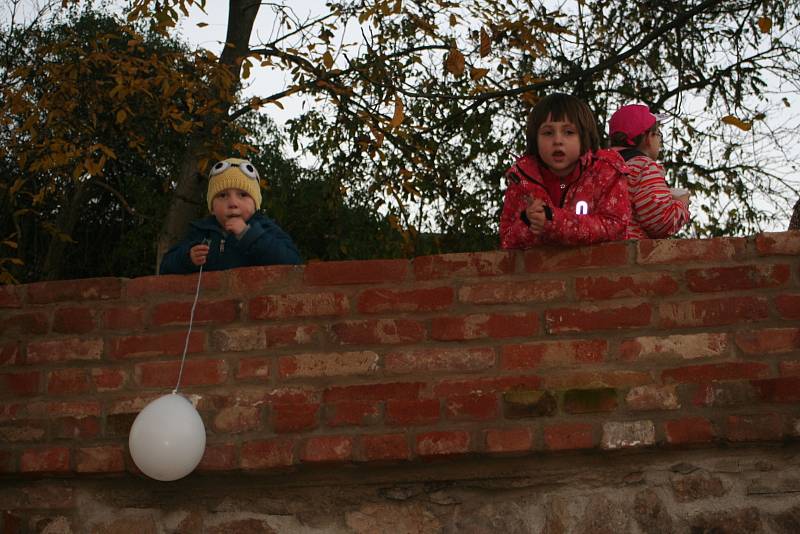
[609,104,669,146]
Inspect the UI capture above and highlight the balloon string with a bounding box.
[173,264,203,394]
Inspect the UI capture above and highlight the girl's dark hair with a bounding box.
[608,125,656,149]
[525,93,600,157]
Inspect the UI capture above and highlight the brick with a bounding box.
[691,381,763,407]
[357,286,454,314]
[305,258,408,285]
[0,401,23,421]
[151,299,239,326]
[431,312,539,341]
[502,389,556,418]
[272,403,319,433]
[601,420,656,449]
[485,427,533,453]
[626,385,680,411]
[102,306,146,330]
[240,439,294,469]
[434,375,542,397]
[780,360,800,376]
[108,331,204,359]
[544,423,594,450]
[751,377,800,403]
[330,319,426,345]
[0,284,21,307]
[105,413,136,437]
[27,400,101,417]
[360,433,410,461]
[725,413,784,441]
[416,431,470,457]
[249,292,349,320]
[662,362,769,384]
[564,388,618,414]
[197,442,237,471]
[27,277,122,303]
[227,264,297,295]
[502,339,606,370]
[664,417,715,444]
[637,238,745,264]
[446,393,498,421]
[545,303,651,333]
[20,447,70,473]
[385,347,495,374]
[53,416,101,439]
[125,272,223,297]
[735,328,800,355]
[212,326,265,352]
[323,382,424,402]
[775,294,800,320]
[26,338,103,364]
[755,232,800,255]
[52,306,96,334]
[659,296,769,328]
[458,280,566,305]
[301,435,353,463]
[543,371,651,390]
[671,472,726,502]
[75,445,125,473]
[686,264,790,293]
[0,370,39,396]
[135,359,227,387]
[46,368,90,395]
[264,324,318,348]
[0,450,15,473]
[0,342,21,366]
[236,357,271,380]
[575,272,679,300]
[279,351,378,379]
[0,420,46,441]
[385,399,440,426]
[524,242,629,272]
[0,311,49,336]
[90,368,127,391]
[325,401,380,427]
[620,333,729,362]
[213,405,262,433]
[414,251,514,280]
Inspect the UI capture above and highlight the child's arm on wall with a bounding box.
[499,181,546,249]
[159,229,204,275]
[236,218,302,265]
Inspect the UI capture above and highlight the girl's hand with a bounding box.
[526,198,547,234]
[189,244,209,266]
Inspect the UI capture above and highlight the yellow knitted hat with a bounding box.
[206,158,263,211]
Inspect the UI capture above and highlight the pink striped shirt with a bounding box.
[625,155,689,239]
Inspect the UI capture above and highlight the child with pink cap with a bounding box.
[608,104,690,239]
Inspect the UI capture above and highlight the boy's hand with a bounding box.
[224,216,248,237]
[189,244,209,266]
[526,197,547,235]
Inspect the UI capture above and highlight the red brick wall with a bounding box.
[1,234,799,477]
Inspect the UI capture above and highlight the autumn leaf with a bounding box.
[721,115,752,131]
[322,51,334,70]
[480,28,491,57]
[196,22,208,28]
[450,14,457,27]
[757,16,772,33]
[445,45,465,77]
[470,67,489,81]
[389,95,404,128]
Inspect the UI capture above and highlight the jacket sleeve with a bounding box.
[542,167,631,246]
[628,158,690,238]
[159,228,204,275]
[234,218,302,265]
[499,176,550,249]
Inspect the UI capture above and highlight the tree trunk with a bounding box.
[41,180,89,280]
[155,0,260,271]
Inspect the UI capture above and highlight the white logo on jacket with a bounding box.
[575,201,589,215]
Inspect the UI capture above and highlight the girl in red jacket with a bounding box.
[500,93,631,249]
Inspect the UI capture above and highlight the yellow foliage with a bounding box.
[721,115,752,131]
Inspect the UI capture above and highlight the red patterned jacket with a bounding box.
[499,150,631,249]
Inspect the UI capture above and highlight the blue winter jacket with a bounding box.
[159,213,301,274]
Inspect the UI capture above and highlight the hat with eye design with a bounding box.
[206,158,262,211]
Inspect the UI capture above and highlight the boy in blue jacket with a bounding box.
[159,158,301,274]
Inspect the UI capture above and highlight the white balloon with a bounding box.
[128,393,206,481]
